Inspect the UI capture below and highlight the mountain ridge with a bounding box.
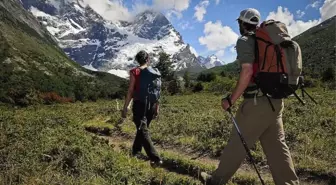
[22,0,206,77]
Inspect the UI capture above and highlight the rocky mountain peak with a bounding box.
[22,0,204,78]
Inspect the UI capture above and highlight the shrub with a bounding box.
[167,78,182,95]
[303,76,321,88]
[193,82,204,92]
[220,71,226,77]
[207,78,236,94]
[322,67,335,82]
[40,92,74,104]
[155,52,174,81]
[5,87,41,106]
[183,70,191,88]
[197,72,217,82]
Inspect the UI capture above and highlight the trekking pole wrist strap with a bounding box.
[222,94,233,107]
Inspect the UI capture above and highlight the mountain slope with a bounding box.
[22,0,203,76]
[0,0,126,106]
[201,61,239,77]
[293,15,335,78]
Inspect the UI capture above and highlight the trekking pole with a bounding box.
[225,96,266,185]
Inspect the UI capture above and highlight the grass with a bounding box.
[106,89,336,181]
[116,141,275,185]
[0,104,202,185]
[1,88,335,185]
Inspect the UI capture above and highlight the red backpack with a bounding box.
[252,20,317,107]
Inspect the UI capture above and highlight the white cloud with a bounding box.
[194,1,210,22]
[132,2,152,14]
[166,10,183,20]
[266,6,321,37]
[320,0,336,21]
[215,0,220,5]
[296,10,305,18]
[82,0,132,22]
[153,0,190,12]
[147,0,191,19]
[229,46,236,53]
[199,21,239,51]
[223,52,237,63]
[306,1,320,9]
[215,50,225,59]
[84,0,191,21]
[179,21,193,30]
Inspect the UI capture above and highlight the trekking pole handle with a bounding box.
[222,94,233,112]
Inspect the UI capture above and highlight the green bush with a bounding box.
[193,82,204,92]
[220,71,226,77]
[303,76,321,88]
[207,77,236,93]
[183,70,191,88]
[155,52,174,81]
[166,78,183,95]
[197,72,217,82]
[322,67,335,82]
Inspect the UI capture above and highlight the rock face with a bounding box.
[22,0,204,76]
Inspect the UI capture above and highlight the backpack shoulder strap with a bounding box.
[255,26,273,45]
[130,67,141,76]
[147,66,161,78]
[252,33,259,65]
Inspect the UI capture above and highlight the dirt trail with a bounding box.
[85,125,329,185]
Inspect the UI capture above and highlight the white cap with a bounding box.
[237,8,261,25]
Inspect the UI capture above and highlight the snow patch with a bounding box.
[106,27,186,70]
[98,53,106,58]
[59,39,100,48]
[30,7,86,39]
[73,4,85,13]
[47,0,61,10]
[108,69,130,79]
[30,7,52,17]
[69,19,84,30]
[189,46,198,57]
[83,64,98,71]
[199,54,225,69]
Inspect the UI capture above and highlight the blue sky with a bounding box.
[116,0,335,63]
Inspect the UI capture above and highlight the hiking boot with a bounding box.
[200,172,213,184]
[150,160,163,167]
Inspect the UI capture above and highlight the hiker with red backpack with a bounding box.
[201,8,307,185]
[121,50,163,166]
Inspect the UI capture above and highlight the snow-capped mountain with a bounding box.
[21,0,203,78]
[198,55,225,69]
